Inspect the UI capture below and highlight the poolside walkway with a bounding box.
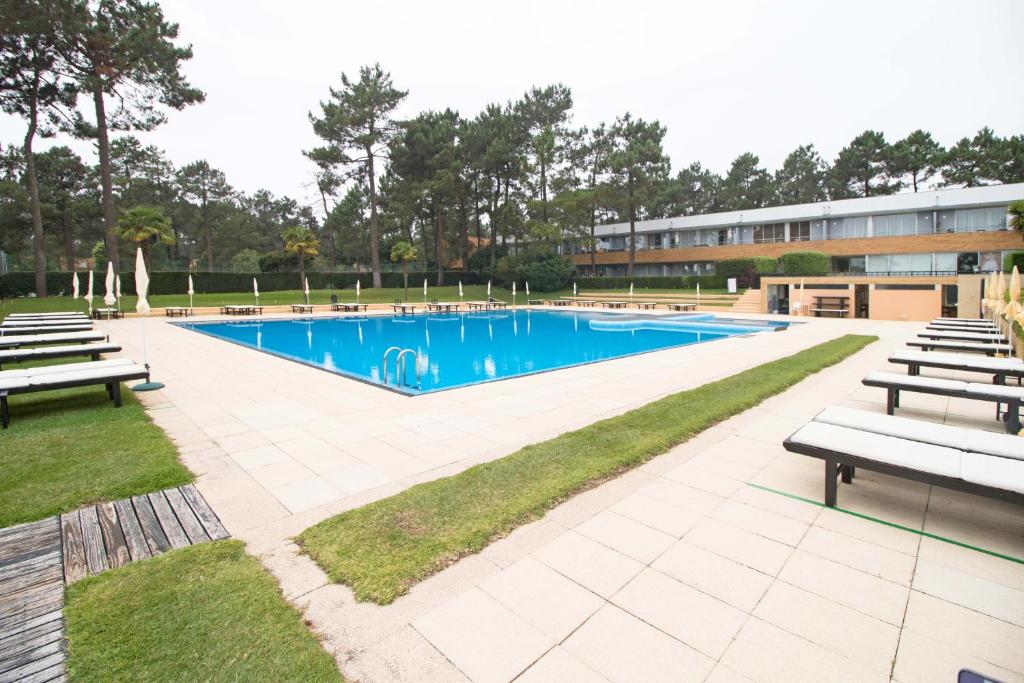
[99,312,1024,682]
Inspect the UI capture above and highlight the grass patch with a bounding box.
[66,540,342,682]
[298,334,877,604]
[0,365,191,526]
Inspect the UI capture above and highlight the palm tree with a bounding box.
[282,226,320,289]
[1010,200,1024,240]
[117,206,175,269]
[390,240,418,301]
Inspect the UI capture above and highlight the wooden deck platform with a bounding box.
[60,485,229,584]
[0,517,66,683]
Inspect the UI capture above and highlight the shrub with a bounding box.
[1004,252,1024,273]
[572,275,726,290]
[231,249,261,273]
[516,254,575,292]
[780,251,830,275]
[715,258,778,279]
[258,250,299,273]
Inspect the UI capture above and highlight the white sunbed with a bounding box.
[0,342,121,369]
[5,312,89,319]
[1,318,93,327]
[888,350,1024,383]
[0,331,108,349]
[917,330,1007,343]
[0,324,93,336]
[0,359,148,428]
[783,406,1024,507]
[906,339,1012,356]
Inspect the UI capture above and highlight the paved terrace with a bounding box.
[94,311,1023,682]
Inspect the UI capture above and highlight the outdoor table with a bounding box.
[667,303,697,311]
[332,303,368,312]
[635,302,657,310]
[548,299,572,307]
[92,308,123,320]
[392,304,417,315]
[576,300,598,307]
[466,302,488,310]
[291,304,315,314]
[527,299,544,305]
[601,301,628,309]
[427,303,460,312]
[221,305,262,316]
[488,300,509,309]
[164,307,192,318]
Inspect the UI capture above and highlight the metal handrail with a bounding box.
[396,349,420,388]
[382,346,401,385]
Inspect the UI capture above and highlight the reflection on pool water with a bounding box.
[179,310,785,394]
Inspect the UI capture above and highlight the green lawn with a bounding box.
[0,284,735,314]
[298,334,877,604]
[0,363,192,526]
[66,540,342,682]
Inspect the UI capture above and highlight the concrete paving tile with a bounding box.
[710,499,809,546]
[728,484,822,523]
[684,517,794,576]
[346,624,471,683]
[575,510,676,563]
[268,477,344,514]
[814,506,920,555]
[215,430,272,452]
[246,459,316,489]
[322,463,392,495]
[478,557,603,641]
[413,588,554,683]
[515,646,607,683]
[892,629,1022,683]
[562,605,714,683]
[778,550,910,626]
[917,536,1024,590]
[229,444,289,470]
[636,479,724,516]
[721,617,888,683]
[912,559,1024,628]
[663,463,745,497]
[652,541,773,612]
[612,568,746,660]
[609,492,703,538]
[533,531,644,599]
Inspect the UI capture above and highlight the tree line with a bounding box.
[2,1,1023,297]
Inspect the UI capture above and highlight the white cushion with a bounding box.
[864,371,966,392]
[0,358,134,379]
[28,364,145,386]
[34,343,119,356]
[788,422,962,478]
[961,452,1024,494]
[889,351,1024,371]
[922,332,1005,341]
[909,341,1013,352]
[0,377,30,391]
[964,383,1024,399]
[964,431,1024,461]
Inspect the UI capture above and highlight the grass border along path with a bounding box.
[299,334,877,604]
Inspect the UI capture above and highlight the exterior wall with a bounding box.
[571,230,1020,267]
[869,287,941,322]
[957,274,984,319]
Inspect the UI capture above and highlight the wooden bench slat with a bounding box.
[130,495,170,555]
[147,492,190,549]
[95,502,130,570]
[0,618,63,663]
[58,513,86,584]
[0,555,61,599]
[77,507,108,576]
[179,485,229,540]
[0,610,62,645]
[113,499,151,562]
[0,637,64,679]
[0,650,66,683]
[163,488,209,545]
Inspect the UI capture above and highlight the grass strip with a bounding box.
[66,540,342,682]
[298,333,877,604]
[0,360,192,526]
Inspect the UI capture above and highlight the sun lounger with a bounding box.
[1,318,93,327]
[0,323,93,336]
[933,317,991,324]
[0,342,121,369]
[0,359,149,428]
[0,331,108,349]
[906,339,1012,356]
[918,330,1007,343]
[862,370,1024,433]
[5,312,89,319]
[888,350,1024,384]
[783,407,1024,506]
[926,323,998,332]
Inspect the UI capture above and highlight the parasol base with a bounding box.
[132,381,165,392]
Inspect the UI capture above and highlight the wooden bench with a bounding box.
[635,302,657,310]
[291,304,315,314]
[331,303,368,312]
[164,307,192,318]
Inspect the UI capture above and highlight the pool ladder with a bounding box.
[382,346,421,388]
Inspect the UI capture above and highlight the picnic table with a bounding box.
[601,301,628,309]
[291,304,315,314]
[92,308,123,320]
[331,303,368,312]
[488,300,509,309]
[635,302,657,310]
[576,300,598,307]
[427,302,460,312]
[164,307,192,318]
[527,299,545,305]
[666,303,697,312]
[220,305,263,316]
[392,303,417,315]
[548,299,572,307]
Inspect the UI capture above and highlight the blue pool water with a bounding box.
[179,311,784,394]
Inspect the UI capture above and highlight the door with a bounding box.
[855,284,869,318]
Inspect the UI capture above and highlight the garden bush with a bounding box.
[573,275,726,290]
[715,257,778,279]
[516,254,575,292]
[1004,252,1024,273]
[780,251,830,275]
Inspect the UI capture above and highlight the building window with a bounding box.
[873,213,917,237]
[791,221,811,241]
[934,253,957,273]
[957,252,980,273]
[753,223,785,243]
[979,251,1001,272]
[938,207,1007,233]
[827,216,869,240]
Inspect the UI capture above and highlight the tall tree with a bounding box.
[474,103,527,265]
[35,145,96,270]
[774,145,828,205]
[652,162,723,218]
[50,0,203,272]
[0,0,79,296]
[889,130,944,192]
[606,113,669,277]
[515,84,573,235]
[999,135,1024,185]
[830,130,900,198]
[176,160,233,270]
[307,63,406,288]
[942,127,1005,187]
[282,226,319,289]
[720,152,774,210]
[116,204,173,268]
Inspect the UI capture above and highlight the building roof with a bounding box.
[596,182,1024,236]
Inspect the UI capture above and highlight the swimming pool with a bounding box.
[179,311,784,394]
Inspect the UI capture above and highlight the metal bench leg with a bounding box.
[1,393,8,429]
[841,464,855,483]
[824,459,838,507]
[111,382,123,408]
[1006,401,1021,435]
[886,388,896,414]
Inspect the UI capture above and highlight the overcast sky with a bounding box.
[3,0,1023,214]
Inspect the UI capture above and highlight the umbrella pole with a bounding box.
[132,314,165,391]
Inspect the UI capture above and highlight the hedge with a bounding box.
[1004,252,1024,273]
[715,258,779,279]
[572,275,726,290]
[779,251,830,276]
[0,271,481,298]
